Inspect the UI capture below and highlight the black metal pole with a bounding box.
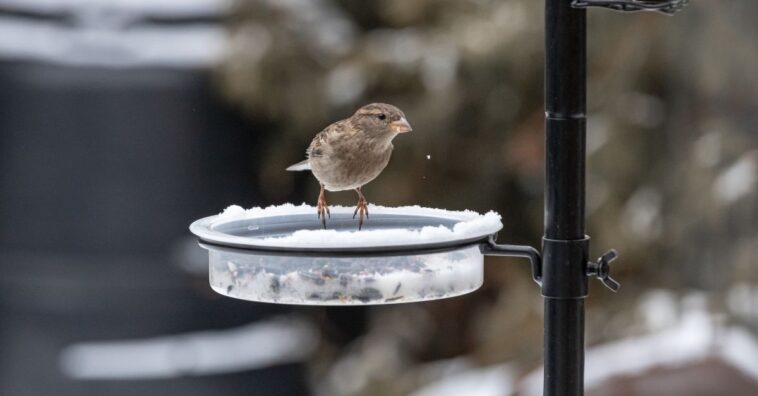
[543,1,588,396]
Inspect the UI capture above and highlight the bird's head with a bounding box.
[351,103,412,138]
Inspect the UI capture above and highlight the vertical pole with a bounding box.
[543,1,588,396]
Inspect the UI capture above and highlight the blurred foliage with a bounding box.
[217,0,757,394]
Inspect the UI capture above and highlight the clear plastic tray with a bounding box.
[207,244,483,305]
[190,204,506,305]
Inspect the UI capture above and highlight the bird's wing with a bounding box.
[306,131,326,159]
[287,120,349,171]
[306,119,350,159]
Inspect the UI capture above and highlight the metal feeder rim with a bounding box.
[197,238,492,258]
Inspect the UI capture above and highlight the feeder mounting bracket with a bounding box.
[481,237,543,285]
[483,237,621,292]
[571,0,688,15]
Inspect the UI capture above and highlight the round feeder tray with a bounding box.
[190,204,539,305]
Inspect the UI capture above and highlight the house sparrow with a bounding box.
[287,103,412,230]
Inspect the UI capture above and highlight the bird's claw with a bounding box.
[353,205,369,219]
[317,205,328,229]
[353,199,369,230]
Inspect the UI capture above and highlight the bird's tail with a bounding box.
[286,159,311,171]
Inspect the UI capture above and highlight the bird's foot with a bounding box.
[317,201,330,229]
[317,188,330,229]
[352,198,369,230]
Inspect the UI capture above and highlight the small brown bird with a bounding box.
[287,103,412,230]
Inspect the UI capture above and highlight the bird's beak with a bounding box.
[390,117,412,133]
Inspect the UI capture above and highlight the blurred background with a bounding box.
[0,0,756,395]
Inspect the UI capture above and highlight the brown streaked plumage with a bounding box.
[286,103,412,230]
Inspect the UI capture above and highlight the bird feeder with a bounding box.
[191,205,539,305]
[190,0,685,394]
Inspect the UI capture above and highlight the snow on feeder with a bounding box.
[190,204,540,305]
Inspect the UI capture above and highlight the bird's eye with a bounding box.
[377,113,386,121]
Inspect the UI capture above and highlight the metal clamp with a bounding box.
[572,0,688,15]
[586,249,621,292]
[541,237,590,298]
[481,237,542,285]
[482,237,620,293]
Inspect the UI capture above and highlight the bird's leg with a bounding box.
[317,184,330,229]
[352,187,369,230]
